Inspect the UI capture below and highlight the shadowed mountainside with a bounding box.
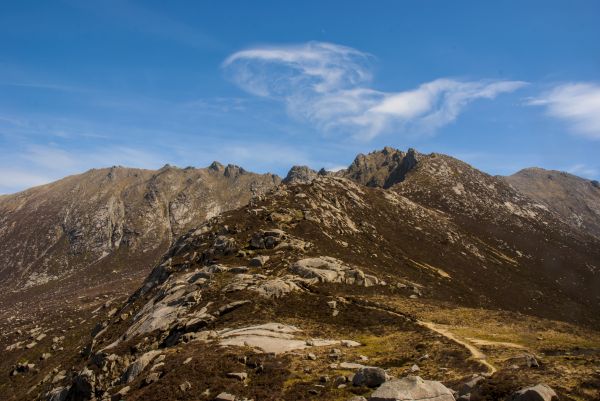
[0,163,279,316]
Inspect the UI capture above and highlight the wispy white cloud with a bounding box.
[223,41,526,140]
[0,144,164,194]
[566,163,599,179]
[528,82,600,139]
[0,168,52,191]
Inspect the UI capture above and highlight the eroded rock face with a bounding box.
[507,384,559,401]
[368,376,455,401]
[340,147,419,188]
[121,350,161,384]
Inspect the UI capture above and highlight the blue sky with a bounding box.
[1,0,599,194]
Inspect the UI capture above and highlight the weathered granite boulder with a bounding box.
[368,376,454,401]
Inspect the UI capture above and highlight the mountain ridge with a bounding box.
[2,147,600,401]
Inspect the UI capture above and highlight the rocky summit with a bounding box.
[1,148,600,401]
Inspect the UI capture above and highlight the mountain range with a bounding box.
[1,147,599,401]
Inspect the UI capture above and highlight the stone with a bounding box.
[369,376,454,401]
[229,266,249,274]
[249,255,269,267]
[70,368,96,400]
[250,229,286,249]
[410,364,420,372]
[348,397,367,401]
[507,384,559,401]
[145,372,161,385]
[227,372,248,381]
[290,257,380,286]
[352,366,388,388]
[217,300,251,315]
[213,236,238,254]
[218,323,336,354]
[183,357,192,364]
[506,353,540,368]
[215,392,237,401]
[307,353,317,360]
[339,362,368,369]
[255,277,304,298]
[341,339,361,347]
[458,375,484,396]
[116,386,130,396]
[52,371,67,384]
[334,375,347,386]
[179,381,192,392]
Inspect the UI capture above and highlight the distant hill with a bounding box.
[0,163,279,312]
[504,167,600,239]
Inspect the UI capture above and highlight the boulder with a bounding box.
[179,381,192,392]
[69,368,96,400]
[369,376,454,401]
[290,257,380,286]
[250,229,286,249]
[227,372,248,381]
[507,384,559,401]
[215,392,237,401]
[213,236,238,254]
[229,266,249,274]
[458,375,484,396]
[255,278,303,298]
[249,255,270,267]
[352,366,388,388]
[506,353,540,369]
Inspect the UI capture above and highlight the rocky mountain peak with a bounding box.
[341,146,420,188]
[223,164,246,178]
[208,161,225,172]
[283,165,318,184]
